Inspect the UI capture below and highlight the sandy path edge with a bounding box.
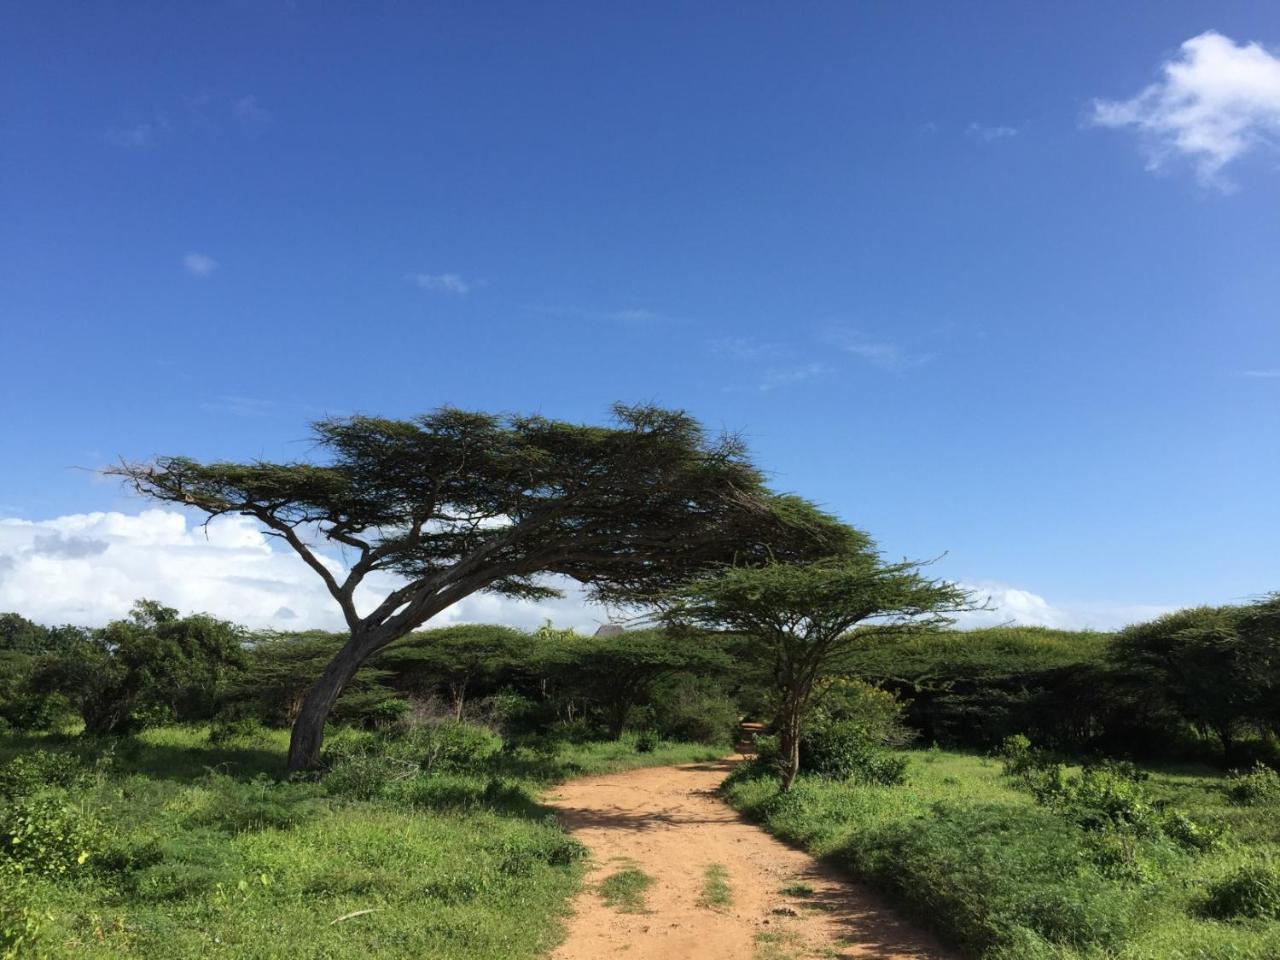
[544,757,956,960]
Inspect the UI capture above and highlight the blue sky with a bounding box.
[2,2,1278,631]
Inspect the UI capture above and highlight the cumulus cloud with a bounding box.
[954,580,1172,632]
[411,272,470,295]
[0,510,608,633]
[1091,31,1280,188]
[183,252,219,277]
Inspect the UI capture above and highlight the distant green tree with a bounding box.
[666,553,974,790]
[111,404,852,769]
[1112,603,1279,761]
[546,628,733,739]
[233,631,403,728]
[33,600,244,734]
[380,625,533,718]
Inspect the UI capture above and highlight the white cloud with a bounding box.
[183,252,219,277]
[966,122,1018,142]
[0,510,607,633]
[824,329,930,371]
[0,510,1183,637]
[953,580,1172,632]
[760,363,828,391]
[1091,31,1280,188]
[411,272,470,295]
[1240,369,1280,378]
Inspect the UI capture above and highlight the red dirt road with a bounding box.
[545,758,955,960]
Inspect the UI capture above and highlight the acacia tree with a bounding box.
[380,625,534,718]
[665,552,975,791]
[112,404,851,770]
[545,628,732,739]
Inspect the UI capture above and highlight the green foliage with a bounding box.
[380,625,534,715]
[799,721,909,785]
[667,555,974,789]
[0,749,88,799]
[633,729,660,753]
[32,600,245,735]
[0,791,102,878]
[1203,859,1280,921]
[1003,742,1226,857]
[543,627,733,739]
[1227,763,1280,805]
[726,747,1280,959]
[647,674,738,746]
[232,631,403,728]
[811,677,915,746]
[0,723,716,959]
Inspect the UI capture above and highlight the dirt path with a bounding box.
[545,757,955,960]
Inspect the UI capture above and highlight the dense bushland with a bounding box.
[843,594,1280,764]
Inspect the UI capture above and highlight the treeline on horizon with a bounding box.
[2,593,1278,767]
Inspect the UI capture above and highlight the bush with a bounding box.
[649,676,738,746]
[0,887,46,960]
[1227,762,1280,805]
[207,713,265,745]
[0,791,102,878]
[1204,859,1280,920]
[0,749,87,799]
[634,730,660,754]
[811,678,915,747]
[799,722,909,785]
[396,720,503,773]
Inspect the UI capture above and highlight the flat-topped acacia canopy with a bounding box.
[111,403,855,770]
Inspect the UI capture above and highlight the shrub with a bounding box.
[207,713,264,745]
[649,676,739,746]
[0,791,102,877]
[396,720,503,773]
[1227,762,1280,805]
[811,678,915,747]
[634,730,660,754]
[1204,859,1280,920]
[0,887,46,960]
[799,722,909,785]
[0,749,87,799]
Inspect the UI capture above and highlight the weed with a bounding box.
[599,866,653,913]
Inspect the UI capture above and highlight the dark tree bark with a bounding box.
[287,632,378,770]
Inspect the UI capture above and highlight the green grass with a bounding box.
[598,865,653,913]
[724,749,1280,960]
[0,725,722,959]
[700,863,732,908]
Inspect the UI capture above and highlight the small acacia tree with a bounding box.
[112,404,851,770]
[666,552,975,791]
[545,628,732,739]
[380,624,534,719]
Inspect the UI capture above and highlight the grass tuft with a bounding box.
[700,863,732,908]
[598,865,654,913]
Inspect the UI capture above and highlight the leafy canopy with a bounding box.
[111,404,855,639]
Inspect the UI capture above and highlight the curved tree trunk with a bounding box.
[287,635,371,771]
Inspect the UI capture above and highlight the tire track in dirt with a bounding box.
[545,757,955,960]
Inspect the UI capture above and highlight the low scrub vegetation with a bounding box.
[0,722,719,959]
[725,746,1280,959]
